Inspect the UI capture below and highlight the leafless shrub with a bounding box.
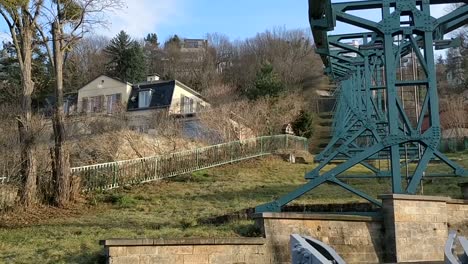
[199,91,306,142]
[0,104,54,208]
[441,96,468,139]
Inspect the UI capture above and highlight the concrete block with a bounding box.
[147,255,184,263]
[158,245,193,255]
[108,256,140,264]
[193,245,234,255]
[125,246,158,255]
[108,247,127,257]
[208,253,245,264]
[244,254,269,264]
[183,254,209,264]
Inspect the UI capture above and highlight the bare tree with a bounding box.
[64,36,110,91]
[33,0,122,206]
[441,96,468,139]
[0,0,45,207]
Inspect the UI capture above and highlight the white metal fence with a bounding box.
[71,135,308,191]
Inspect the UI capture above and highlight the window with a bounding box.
[180,96,194,114]
[107,93,122,114]
[138,90,152,108]
[90,96,104,113]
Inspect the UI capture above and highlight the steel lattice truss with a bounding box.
[256,0,468,213]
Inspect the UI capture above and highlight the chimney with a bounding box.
[147,75,160,82]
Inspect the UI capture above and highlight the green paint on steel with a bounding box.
[255,0,468,213]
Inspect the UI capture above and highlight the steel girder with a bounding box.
[256,0,468,213]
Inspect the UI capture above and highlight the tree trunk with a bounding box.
[18,15,37,207]
[52,21,71,207]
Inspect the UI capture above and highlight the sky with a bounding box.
[98,0,311,41]
[96,0,453,42]
[0,1,454,45]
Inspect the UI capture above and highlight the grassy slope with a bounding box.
[0,154,467,263]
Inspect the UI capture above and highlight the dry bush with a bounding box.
[202,84,240,106]
[199,91,306,142]
[67,113,202,166]
[440,96,468,138]
[0,104,53,208]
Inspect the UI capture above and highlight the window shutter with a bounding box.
[189,98,194,113]
[82,97,88,113]
[99,95,105,112]
[180,96,185,113]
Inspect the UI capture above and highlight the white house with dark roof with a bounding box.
[125,75,209,132]
[77,75,132,114]
[76,74,209,133]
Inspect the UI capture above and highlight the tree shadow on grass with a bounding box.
[63,248,106,264]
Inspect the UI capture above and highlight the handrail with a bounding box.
[71,135,308,191]
[290,234,345,264]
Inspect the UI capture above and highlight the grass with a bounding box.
[0,153,467,263]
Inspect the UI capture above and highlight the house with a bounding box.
[77,75,132,114]
[180,39,207,53]
[126,75,209,132]
[75,74,209,133]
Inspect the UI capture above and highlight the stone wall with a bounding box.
[447,199,468,233]
[381,194,449,263]
[102,238,268,264]
[254,213,384,264]
[101,196,468,264]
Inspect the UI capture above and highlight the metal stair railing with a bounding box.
[291,234,346,264]
[70,135,308,191]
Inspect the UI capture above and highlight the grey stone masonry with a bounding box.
[101,196,468,264]
[253,212,384,264]
[102,237,269,264]
[380,194,450,263]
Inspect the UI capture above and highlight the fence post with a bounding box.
[196,149,199,169]
[230,142,234,164]
[154,158,158,180]
[260,137,264,154]
[113,164,117,188]
[285,134,289,149]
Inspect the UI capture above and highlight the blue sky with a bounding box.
[0,1,453,44]
[94,0,452,42]
[98,0,311,41]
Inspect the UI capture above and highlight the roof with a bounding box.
[78,74,132,91]
[127,80,176,111]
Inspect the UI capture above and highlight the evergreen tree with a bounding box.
[246,63,285,100]
[165,34,182,49]
[144,33,159,47]
[292,110,314,139]
[105,31,146,83]
[144,33,161,75]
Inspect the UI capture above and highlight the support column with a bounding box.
[380,194,448,263]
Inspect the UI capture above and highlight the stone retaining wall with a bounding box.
[447,199,468,233]
[101,196,468,264]
[102,238,268,264]
[254,213,384,264]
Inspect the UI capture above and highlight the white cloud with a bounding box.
[430,4,451,18]
[98,0,184,38]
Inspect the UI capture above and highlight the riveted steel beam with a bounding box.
[255,0,468,213]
